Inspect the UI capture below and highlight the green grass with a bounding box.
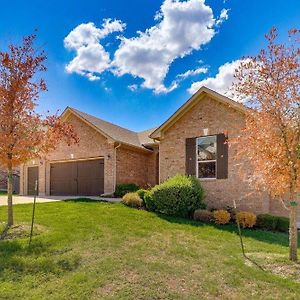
[0,199,299,299]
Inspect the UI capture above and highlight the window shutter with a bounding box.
[186,138,196,176]
[216,133,228,179]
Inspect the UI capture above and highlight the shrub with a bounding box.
[256,214,289,232]
[115,183,139,197]
[213,210,231,225]
[147,175,206,217]
[193,209,212,222]
[136,189,148,201]
[276,216,290,233]
[236,211,256,228]
[144,191,157,212]
[256,214,278,231]
[122,192,143,208]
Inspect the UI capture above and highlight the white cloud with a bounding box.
[112,0,223,94]
[177,66,208,79]
[216,8,229,25]
[188,59,244,100]
[64,19,126,80]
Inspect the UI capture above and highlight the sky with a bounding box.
[0,0,300,132]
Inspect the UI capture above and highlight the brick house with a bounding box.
[19,86,295,218]
[0,167,20,193]
[19,107,159,196]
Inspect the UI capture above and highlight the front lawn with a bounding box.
[0,200,299,299]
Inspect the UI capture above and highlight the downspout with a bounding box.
[113,143,121,193]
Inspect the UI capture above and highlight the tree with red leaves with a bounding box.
[0,34,78,226]
[233,27,300,261]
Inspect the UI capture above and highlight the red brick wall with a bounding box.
[159,95,269,214]
[116,146,158,188]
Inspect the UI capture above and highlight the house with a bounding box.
[19,87,291,218]
[19,107,159,196]
[0,167,20,193]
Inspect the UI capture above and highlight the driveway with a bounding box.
[0,195,122,206]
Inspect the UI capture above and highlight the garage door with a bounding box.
[50,159,104,196]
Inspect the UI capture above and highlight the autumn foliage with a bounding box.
[213,209,231,225]
[232,27,300,261]
[0,34,78,225]
[236,211,256,228]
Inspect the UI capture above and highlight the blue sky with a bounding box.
[0,0,299,131]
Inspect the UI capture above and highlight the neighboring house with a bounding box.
[0,167,20,193]
[19,86,294,218]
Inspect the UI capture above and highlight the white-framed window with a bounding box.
[196,135,217,179]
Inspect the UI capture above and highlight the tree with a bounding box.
[0,34,78,226]
[233,27,300,261]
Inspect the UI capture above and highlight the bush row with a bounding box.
[119,175,206,217]
[256,214,289,232]
[194,209,256,228]
[193,208,289,232]
[118,178,290,233]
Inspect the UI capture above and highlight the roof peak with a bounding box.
[65,107,157,149]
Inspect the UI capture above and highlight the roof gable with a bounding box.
[61,107,157,151]
[150,86,247,140]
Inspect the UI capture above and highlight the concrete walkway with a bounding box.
[0,195,122,206]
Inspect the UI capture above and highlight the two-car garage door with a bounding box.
[50,159,104,196]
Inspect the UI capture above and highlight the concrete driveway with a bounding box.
[0,195,121,206]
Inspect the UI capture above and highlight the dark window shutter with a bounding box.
[216,133,228,179]
[186,138,196,176]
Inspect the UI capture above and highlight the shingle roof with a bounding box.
[137,128,158,146]
[67,107,156,150]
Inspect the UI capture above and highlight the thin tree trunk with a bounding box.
[289,203,298,262]
[7,163,13,227]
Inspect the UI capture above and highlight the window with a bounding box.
[197,135,217,179]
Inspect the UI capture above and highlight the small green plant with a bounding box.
[122,192,143,208]
[136,189,148,201]
[115,183,139,197]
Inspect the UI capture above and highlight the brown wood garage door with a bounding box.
[50,159,104,196]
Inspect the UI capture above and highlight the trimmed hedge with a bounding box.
[144,191,157,212]
[256,214,289,232]
[276,216,290,232]
[115,183,139,198]
[145,175,206,218]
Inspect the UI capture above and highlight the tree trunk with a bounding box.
[289,203,298,262]
[7,164,13,226]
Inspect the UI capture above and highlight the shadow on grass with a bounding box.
[63,198,111,203]
[157,213,297,248]
[0,236,80,280]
